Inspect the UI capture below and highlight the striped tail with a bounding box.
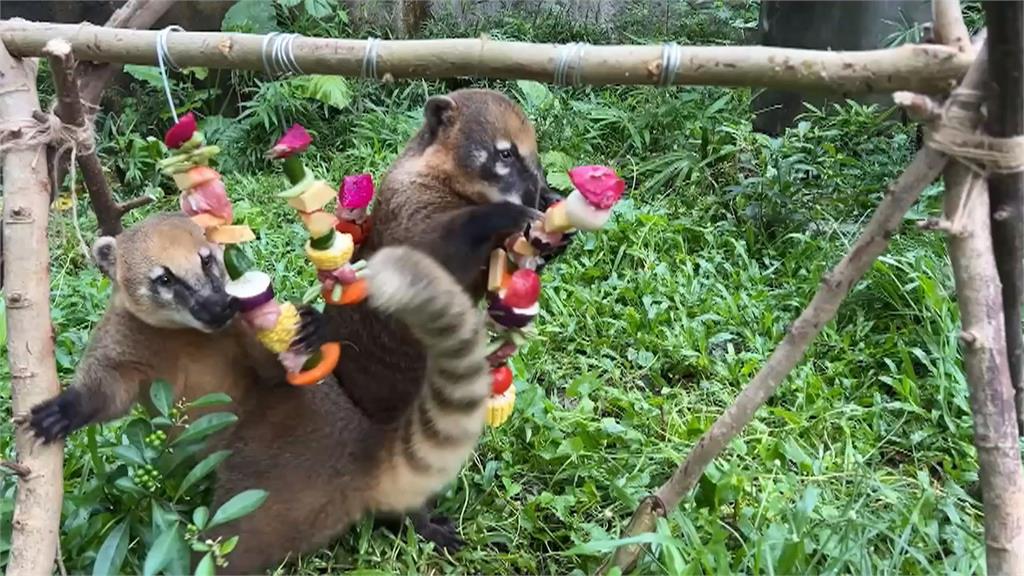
[362,246,491,512]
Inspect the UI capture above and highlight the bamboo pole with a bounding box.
[982,0,1024,435]
[0,41,64,576]
[597,39,992,575]
[0,20,971,93]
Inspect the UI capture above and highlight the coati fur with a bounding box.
[26,211,510,573]
[310,88,574,545]
[25,212,290,442]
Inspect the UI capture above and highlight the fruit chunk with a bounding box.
[286,180,336,212]
[304,231,354,270]
[173,166,221,191]
[207,225,255,244]
[567,165,625,209]
[300,210,339,238]
[491,365,513,395]
[543,200,573,233]
[190,213,227,229]
[503,269,541,308]
[487,249,508,292]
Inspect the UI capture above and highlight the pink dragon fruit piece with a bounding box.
[340,173,375,210]
[567,165,626,210]
[266,123,312,159]
[164,112,197,149]
[179,178,233,223]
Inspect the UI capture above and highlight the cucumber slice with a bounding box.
[276,170,315,198]
[223,245,254,280]
[301,350,323,371]
[225,270,272,300]
[309,229,336,250]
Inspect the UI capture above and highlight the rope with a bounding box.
[658,42,681,87]
[925,88,1024,175]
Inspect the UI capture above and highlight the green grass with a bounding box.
[0,1,992,574]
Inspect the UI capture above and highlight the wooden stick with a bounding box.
[0,40,64,576]
[982,0,1024,436]
[44,38,153,237]
[933,0,973,53]
[597,40,993,576]
[941,101,1024,576]
[0,20,972,93]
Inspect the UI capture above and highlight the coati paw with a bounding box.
[414,514,466,553]
[291,304,328,355]
[26,389,86,444]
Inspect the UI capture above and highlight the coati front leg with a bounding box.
[26,348,148,443]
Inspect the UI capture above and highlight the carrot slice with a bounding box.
[286,342,341,386]
[339,278,368,305]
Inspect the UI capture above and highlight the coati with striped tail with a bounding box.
[24,211,511,573]
[307,88,575,547]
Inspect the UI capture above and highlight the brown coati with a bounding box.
[24,212,298,442]
[306,88,575,546]
[25,211,512,574]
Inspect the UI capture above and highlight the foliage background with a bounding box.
[0,0,996,574]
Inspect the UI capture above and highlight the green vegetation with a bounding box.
[0,1,991,574]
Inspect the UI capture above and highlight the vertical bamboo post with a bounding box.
[982,0,1024,435]
[0,41,64,576]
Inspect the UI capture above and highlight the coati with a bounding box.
[25,212,295,442]
[307,88,575,546]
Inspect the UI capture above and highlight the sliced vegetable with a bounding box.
[225,271,272,300]
[223,245,254,280]
[487,249,507,292]
[339,278,368,305]
[309,229,336,250]
[286,342,341,386]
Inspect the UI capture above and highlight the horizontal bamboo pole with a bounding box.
[0,19,972,93]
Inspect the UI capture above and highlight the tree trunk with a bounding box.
[0,41,64,576]
[753,0,934,135]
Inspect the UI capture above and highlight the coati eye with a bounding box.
[154,274,173,287]
[200,252,212,268]
[498,149,513,160]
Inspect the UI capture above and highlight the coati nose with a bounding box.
[192,293,239,330]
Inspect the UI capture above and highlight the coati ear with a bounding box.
[92,236,117,279]
[424,95,457,138]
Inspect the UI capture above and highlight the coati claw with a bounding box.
[413,514,466,553]
[291,304,328,354]
[26,389,87,444]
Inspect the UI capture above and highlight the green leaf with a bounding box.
[0,297,7,346]
[111,445,146,466]
[172,412,238,447]
[516,80,553,109]
[194,553,216,576]
[113,476,147,497]
[193,506,210,530]
[177,450,233,498]
[149,380,174,418]
[208,489,268,528]
[540,150,575,190]
[288,75,352,110]
[186,393,233,409]
[143,523,179,576]
[222,0,279,33]
[92,520,130,576]
[124,65,164,88]
[303,0,334,18]
[219,535,239,555]
[184,67,209,80]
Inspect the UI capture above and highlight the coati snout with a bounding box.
[93,212,238,332]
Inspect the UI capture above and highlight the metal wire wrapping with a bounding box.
[361,37,382,80]
[155,25,185,122]
[261,32,305,79]
[554,42,587,86]
[658,42,681,87]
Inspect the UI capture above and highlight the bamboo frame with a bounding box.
[2,1,1023,574]
[0,20,971,93]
